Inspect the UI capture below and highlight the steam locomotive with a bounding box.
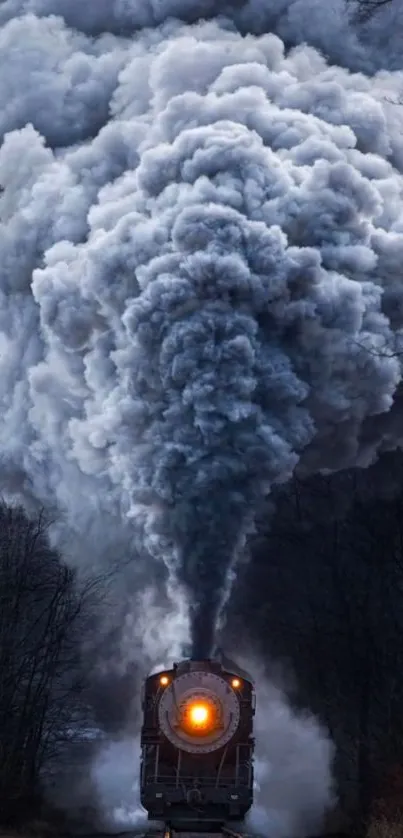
[140,655,255,832]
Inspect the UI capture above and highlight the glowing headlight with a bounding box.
[189,703,209,726]
[180,698,216,735]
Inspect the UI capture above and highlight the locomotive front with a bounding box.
[140,657,255,832]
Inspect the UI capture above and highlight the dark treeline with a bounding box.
[0,502,101,828]
[228,450,403,834]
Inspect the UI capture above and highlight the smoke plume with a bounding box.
[248,667,334,838]
[1,1,403,654]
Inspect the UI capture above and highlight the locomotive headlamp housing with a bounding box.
[157,669,241,753]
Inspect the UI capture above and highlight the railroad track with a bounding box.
[146,829,348,838]
[146,825,251,838]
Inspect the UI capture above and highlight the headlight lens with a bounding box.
[180,698,217,735]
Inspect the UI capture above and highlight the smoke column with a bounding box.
[0,0,403,657]
[245,661,334,838]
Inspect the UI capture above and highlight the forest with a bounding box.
[0,503,103,829]
[228,451,403,836]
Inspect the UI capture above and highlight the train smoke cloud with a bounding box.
[1,2,403,656]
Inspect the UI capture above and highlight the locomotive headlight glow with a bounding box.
[180,696,217,736]
[189,703,209,726]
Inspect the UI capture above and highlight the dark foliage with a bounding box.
[0,502,97,826]
[227,451,403,833]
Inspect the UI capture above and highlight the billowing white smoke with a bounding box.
[115,584,191,676]
[91,737,147,833]
[245,663,335,838]
[1,1,403,656]
[1,0,403,71]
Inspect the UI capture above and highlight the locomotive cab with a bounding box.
[140,657,255,832]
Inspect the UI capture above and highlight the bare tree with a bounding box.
[0,503,99,825]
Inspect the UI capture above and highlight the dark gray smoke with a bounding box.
[1,1,403,656]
